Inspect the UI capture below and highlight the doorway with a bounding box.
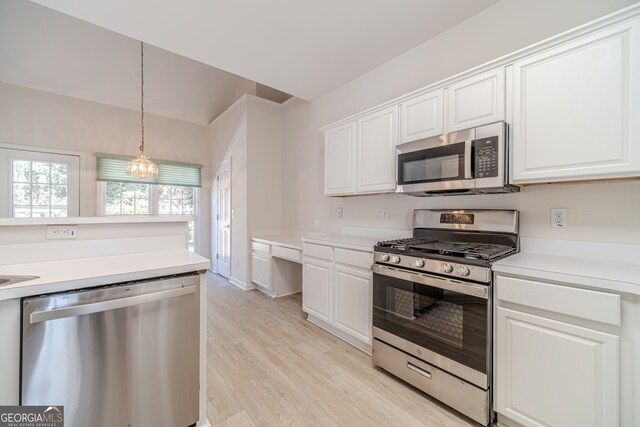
[215,159,231,278]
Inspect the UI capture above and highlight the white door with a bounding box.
[0,148,80,217]
[216,159,231,278]
[356,106,398,193]
[334,264,372,344]
[496,307,619,427]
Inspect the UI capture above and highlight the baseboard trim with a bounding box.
[229,277,255,291]
[255,284,277,298]
[306,314,372,356]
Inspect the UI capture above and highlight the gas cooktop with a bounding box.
[373,209,520,283]
[375,238,516,261]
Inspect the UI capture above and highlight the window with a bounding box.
[105,182,150,215]
[96,154,202,253]
[0,148,80,217]
[100,182,198,252]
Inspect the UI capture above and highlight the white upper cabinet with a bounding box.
[399,89,444,143]
[356,106,398,193]
[447,67,505,132]
[510,16,640,183]
[324,122,356,195]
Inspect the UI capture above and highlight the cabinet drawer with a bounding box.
[251,241,271,254]
[496,275,621,326]
[303,243,333,261]
[272,245,301,263]
[334,248,372,269]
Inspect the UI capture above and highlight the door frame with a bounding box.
[213,158,231,278]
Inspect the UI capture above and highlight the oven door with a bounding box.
[396,133,474,194]
[372,264,490,388]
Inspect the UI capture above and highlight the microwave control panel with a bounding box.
[473,136,499,178]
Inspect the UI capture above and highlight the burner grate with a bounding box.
[376,238,515,260]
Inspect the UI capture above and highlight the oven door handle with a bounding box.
[371,264,488,299]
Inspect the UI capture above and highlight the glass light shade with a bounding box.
[125,153,159,178]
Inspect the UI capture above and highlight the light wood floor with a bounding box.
[206,274,476,427]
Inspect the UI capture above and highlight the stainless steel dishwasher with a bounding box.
[21,273,200,427]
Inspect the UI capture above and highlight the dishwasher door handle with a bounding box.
[29,285,197,324]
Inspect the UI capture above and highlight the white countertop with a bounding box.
[0,250,210,301]
[302,234,381,252]
[0,215,194,226]
[252,234,307,250]
[493,238,640,295]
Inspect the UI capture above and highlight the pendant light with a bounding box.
[126,41,159,178]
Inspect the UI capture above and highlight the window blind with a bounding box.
[96,153,201,187]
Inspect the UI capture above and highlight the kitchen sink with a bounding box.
[0,275,39,287]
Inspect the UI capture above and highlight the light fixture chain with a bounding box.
[140,41,144,153]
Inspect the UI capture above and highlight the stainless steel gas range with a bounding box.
[371,209,519,426]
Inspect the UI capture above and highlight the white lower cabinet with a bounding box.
[334,264,371,343]
[302,242,372,351]
[496,307,619,427]
[251,238,303,298]
[302,257,332,323]
[250,252,271,290]
[495,274,621,427]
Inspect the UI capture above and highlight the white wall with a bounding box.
[247,96,283,233]
[281,0,640,244]
[0,82,213,258]
[210,97,248,285]
[210,95,283,286]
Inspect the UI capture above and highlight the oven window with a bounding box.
[373,272,488,374]
[397,142,465,184]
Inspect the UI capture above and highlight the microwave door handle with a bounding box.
[464,139,473,179]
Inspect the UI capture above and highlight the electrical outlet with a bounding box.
[46,225,78,239]
[336,207,343,218]
[313,218,320,229]
[382,208,389,221]
[550,208,568,228]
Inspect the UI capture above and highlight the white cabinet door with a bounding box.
[250,252,271,289]
[447,67,505,132]
[356,106,398,193]
[302,258,332,323]
[324,122,356,195]
[400,89,444,143]
[510,18,640,184]
[496,307,619,427]
[334,265,371,344]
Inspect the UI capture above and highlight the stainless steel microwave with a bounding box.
[396,121,518,196]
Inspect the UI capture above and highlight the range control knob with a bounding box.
[380,253,390,262]
[457,265,471,277]
[390,255,401,264]
[414,259,425,268]
[441,263,453,274]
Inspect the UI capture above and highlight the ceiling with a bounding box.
[1,0,500,124]
[0,0,260,125]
